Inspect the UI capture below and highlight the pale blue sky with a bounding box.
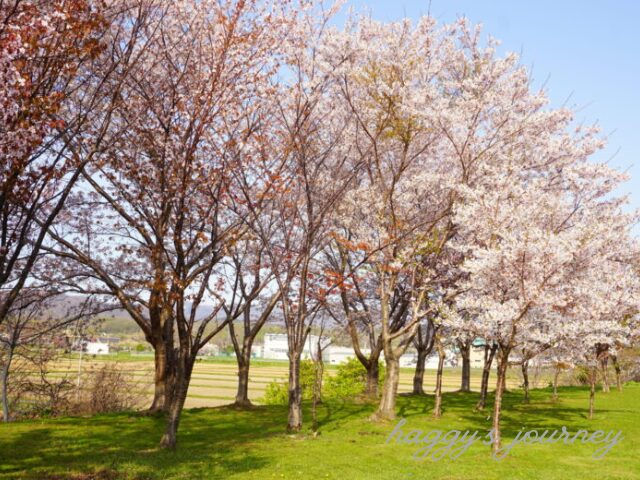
[342,1,640,215]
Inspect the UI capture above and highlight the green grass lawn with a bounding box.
[1,384,638,479]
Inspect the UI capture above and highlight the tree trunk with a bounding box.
[311,357,323,434]
[521,360,530,403]
[460,342,471,393]
[234,344,253,408]
[375,357,399,420]
[229,293,279,408]
[433,343,445,418]
[149,315,176,414]
[476,343,497,410]
[1,348,13,422]
[365,360,380,399]
[149,340,168,412]
[588,366,597,420]
[412,349,427,395]
[552,366,560,400]
[491,347,510,454]
[147,283,175,413]
[612,355,622,392]
[159,354,193,449]
[600,357,610,393]
[412,321,434,395]
[287,353,302,431]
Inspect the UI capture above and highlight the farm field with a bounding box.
[44,355,525,408]
[1,383,637,479]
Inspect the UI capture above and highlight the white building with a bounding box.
[262,333,330,361]
[198,343,220,357]
[398,351,418,367]
[423,349,459,369]
[262,334,288,360]
[86,341,109,355]
[260,337,463,369]
[326,345,370,365]
[388,347,459,369]
[323,346,419,367]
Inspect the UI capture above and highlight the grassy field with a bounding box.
[45,354,526,408]
[1,374,638,479]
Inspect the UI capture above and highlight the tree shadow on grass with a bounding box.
[0,399,383,480]
[392,386,612,441]
[1,385,626,479]
[0,407,278,479]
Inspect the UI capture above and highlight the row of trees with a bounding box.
[2,0,638,451]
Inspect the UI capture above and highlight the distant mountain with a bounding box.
[48,294,221,321]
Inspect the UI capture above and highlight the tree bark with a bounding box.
[476,342,497,410]
[612,355,622,392]
[600,356,610,393]
[229,292,279,409]
[588,366,597,420]
[159,353,193,449]
[375,357,399,420]
[287,353,302,431]
[147,304,175,413]
[412,349,427,395]
[365,360,380,399]
[150,339,168,412]
[433,342,445,418]
[521,360,530,403]
[1,348,13,422]
[552,365,560,401]
[412,321,434,395]
[234,340,253,408]
[459,341,471,393]
[491,347,510,454]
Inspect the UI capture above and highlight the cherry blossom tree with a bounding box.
[44,0,302,448]
[411,318,435,395]
[1,0,108,326]
[322,236,403,400]
[219,235,281,408]
[454,115,639,452]
[476,340,498,410]
[251,6,361,429]
[316,16,469,421]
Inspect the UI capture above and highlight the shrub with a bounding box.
[325,357,366,398]
[325,357,385,399]
[261,357,386,405]
[299,359,318,400]
[6,346,75,420]
[84,364,144,414]
[574,366,590,386]
[262,359,321,405]
[263,380,289,405]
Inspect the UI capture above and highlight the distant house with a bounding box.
[326,345,367,365]
[263,333,330,361]
[259,336,481,369]
[86,341,110,355]
[423,348,459,369]
[198,343,220,357]
[397,351,418,368]
[324,346,426,368]
[262,334,287,360]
